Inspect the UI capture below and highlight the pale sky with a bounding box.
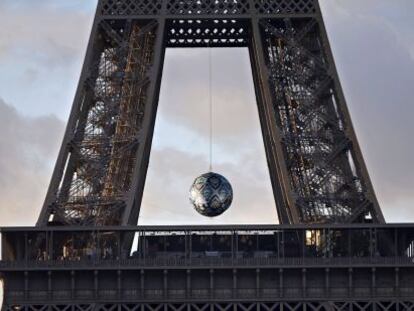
[0,0,413,226]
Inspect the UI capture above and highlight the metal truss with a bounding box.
[166,19,250,48]
[37,19,164,226]
[0,2,401,310]
[100,0,316,16]
[3,301,414,311]
[254,0,315,15]
[37,0,385,229]
[257,18,384,224]
[167,0,250,15]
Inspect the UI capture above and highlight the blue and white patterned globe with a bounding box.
[189,172,233,217]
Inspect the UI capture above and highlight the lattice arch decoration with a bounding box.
[38,0,385,227]
[101,0,316,16]
[101,0,163,15]
[167,0,250,15]
[4,301,414,311]
[254,0,316,14]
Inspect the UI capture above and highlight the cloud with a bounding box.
[159,48,260,144]
[139,47,279,225]
[320,0,414,221]
[321,0,414,59]
[0,98,65,226]
[0,0,97,119]
[0,2,95,67]
[140,146,278,225]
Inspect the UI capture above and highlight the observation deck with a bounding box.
[1,224,414,306]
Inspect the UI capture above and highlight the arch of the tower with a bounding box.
[36,0,384,228]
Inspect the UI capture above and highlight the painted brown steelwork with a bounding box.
[3,302,414,311]
[37,19,164,226]
[37,0,384,227]
[259,18,384,223]
[2,225,414,309]
[1,2,405,310]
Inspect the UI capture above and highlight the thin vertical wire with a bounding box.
[208,44,213,172]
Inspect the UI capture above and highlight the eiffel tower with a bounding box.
[1,1,414,310]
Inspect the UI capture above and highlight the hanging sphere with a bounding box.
[189,172,233,217]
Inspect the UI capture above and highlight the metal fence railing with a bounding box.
[4,287,414,302]
[1,256,413,269]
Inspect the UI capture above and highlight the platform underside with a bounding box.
[3,301,414,311]
[1,225,414,310]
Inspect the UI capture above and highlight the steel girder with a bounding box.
[3,301,414,311]
[257,18,385,223]
[38,18,166,226]
[37,0,384,227]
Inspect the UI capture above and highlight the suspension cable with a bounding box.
[208,42,213,172]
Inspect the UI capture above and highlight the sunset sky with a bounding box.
[0,0,413,226]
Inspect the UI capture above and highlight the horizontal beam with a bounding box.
[4,288,414,303]
[3,302,414,311]
[1,257,414,271]
[99,14,317,20]
[2,223,414,232]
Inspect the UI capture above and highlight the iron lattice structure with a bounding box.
[3,1,408,311]
[37,0,384,227]
[2,225,414,310]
